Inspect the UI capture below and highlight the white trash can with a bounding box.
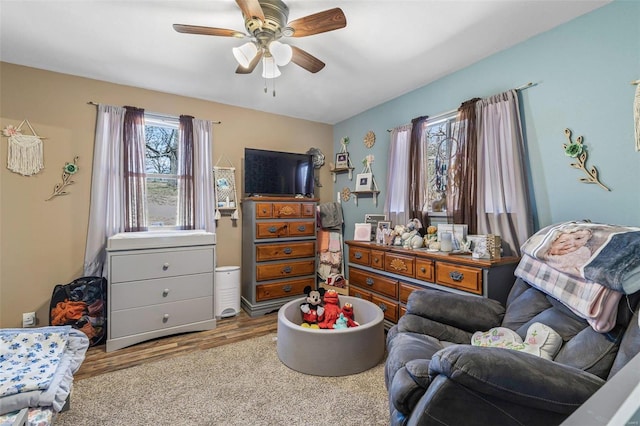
[215,266,241,319]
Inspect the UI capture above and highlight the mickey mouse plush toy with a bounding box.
[300,286,325,328]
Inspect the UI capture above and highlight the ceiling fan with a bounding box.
[173,0,347,78]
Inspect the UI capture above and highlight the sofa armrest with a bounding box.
[405,289,505,332]
[429,345,606,414]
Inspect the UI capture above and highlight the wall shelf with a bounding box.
[330,167,355,182]
[351,190,380,207]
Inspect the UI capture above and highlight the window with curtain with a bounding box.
[383,124,412,226]
[144,113,180,227]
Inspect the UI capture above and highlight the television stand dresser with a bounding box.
[345,241,519,326]
[241,197,318,317]
[106,230,216,352]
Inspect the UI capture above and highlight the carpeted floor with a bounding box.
[56,334,390,425]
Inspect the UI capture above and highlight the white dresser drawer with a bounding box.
[110,272,213,311]
[110,247,214,283]
[110,296,214,339]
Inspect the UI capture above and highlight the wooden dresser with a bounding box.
[241,197,318,317]
[345,241,519,326]
[106,231,216,352]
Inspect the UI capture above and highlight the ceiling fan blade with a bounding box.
[287,8,346,37]
[173,24,245,38]
[290,46,325,73]
[236,50,263,74]
[236,0,265,21]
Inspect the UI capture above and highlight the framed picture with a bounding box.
[365,213,387,241]
[354,223,372,241]
[356,173,373,191]
[335,152,349,169]
[376,221,391,244]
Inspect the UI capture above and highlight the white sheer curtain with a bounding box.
[476,90,533,256]
[83,104,126,277]
[193,118,216,233]
[383,124,412,226]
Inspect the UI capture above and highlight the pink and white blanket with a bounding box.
[515,221,640,332]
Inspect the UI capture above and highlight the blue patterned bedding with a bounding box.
[0,326,89,415]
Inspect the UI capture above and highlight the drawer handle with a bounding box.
[268,226,277,233]
[355,294,362,299]
[282,266,292,274]
[162,288,170,297]
[282,285,292,292]
[373,258,379,263]
[378,302,387,312]
[420,267,426,273]
[162,263,170,271]
[297,225,306,232]
[162,313,170,323]
[449,271,464,282]
[365,277,374,286]
[354,252,362,259]
[283,247,293,255]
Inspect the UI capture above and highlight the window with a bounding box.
[423,112,458,213]
[144,114,179,228]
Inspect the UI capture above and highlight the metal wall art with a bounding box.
[563,128,609,192]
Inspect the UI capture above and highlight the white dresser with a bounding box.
[106,230,216,352]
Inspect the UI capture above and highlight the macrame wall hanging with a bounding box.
[2,119,46,176]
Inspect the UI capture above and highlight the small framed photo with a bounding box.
[335,152,349,169]
[354,223,372,241]
[356,173,373,191]
[376,221,391,244]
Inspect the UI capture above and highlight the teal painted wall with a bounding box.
[333,0,640,239]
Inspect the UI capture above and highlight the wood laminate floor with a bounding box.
[75,311,278,381]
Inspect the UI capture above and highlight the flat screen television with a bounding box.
[244,148,314,197]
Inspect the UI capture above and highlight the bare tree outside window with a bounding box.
[144,115,179,227]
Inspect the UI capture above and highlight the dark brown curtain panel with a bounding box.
[409,115,428,225]
[177,115,195,229]
[448,98,480,234]
[123,106,148,232]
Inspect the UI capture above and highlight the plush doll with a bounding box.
[333,313,348,329]
[341,303,359,327]
[318,289,341,329]
[300,286,325,328]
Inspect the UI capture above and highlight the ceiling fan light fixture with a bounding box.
[232,42,258,68]
[268,40,293,66]
[261,55,281,79]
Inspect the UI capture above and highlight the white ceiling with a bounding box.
[0,0,610,124]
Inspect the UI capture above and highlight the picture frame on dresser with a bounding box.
[354,223,372,241]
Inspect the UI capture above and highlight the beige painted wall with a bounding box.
[0,62,334,327]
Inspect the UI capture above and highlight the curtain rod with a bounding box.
[87,101,222,124]
[386,81,536,132]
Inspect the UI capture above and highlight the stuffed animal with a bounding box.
[318,289,341,329]
[300,286,325,328]
[333,313,348,329]
[341,303,359,327]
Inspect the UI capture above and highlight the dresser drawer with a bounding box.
[255,203,273,218]
[415,259,434,281]
[385,253,415,278]
[273,203,301,218]
[349,268,398,299]
[371,293,399,323]
[435,262,483,294]
[287,221,315,237]
[349,247,371,266]
[110,273,213,310]
[400,282,422,304]
[301,203,315,217]
[256,222,289,239]
[110,296,213,339]
[256,241,315,261]
[256,277,312,302]
[349,286,372,301]
[256,259,316,281]
[109,247,214,283]
[371,250,385,270]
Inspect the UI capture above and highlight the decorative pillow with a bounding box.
[471,322,563,360]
